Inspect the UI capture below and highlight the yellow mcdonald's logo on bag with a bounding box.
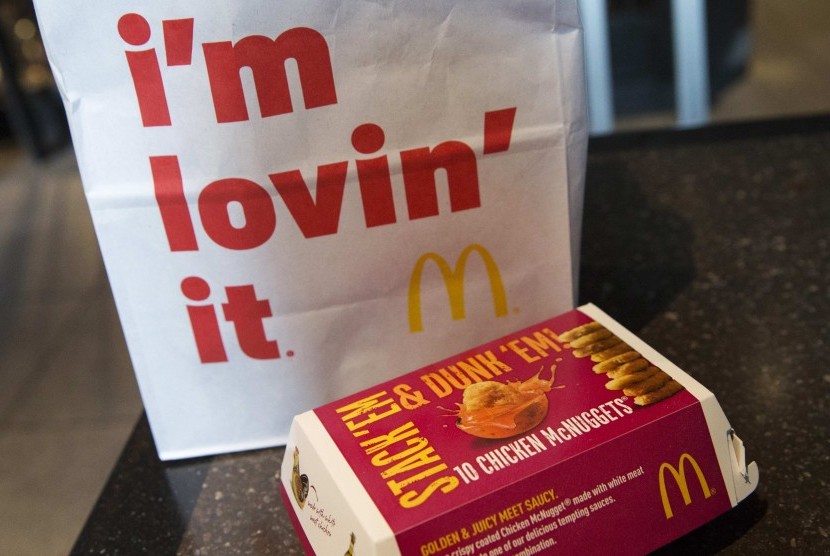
[659,453,713,519]
[408,244,508,332]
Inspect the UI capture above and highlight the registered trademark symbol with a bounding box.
[710,488,716,495]
[286,350,295,357]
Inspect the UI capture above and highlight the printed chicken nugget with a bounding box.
[592,351,641,374]
[590,343,633,362]
[634,380,684,406]
[605,366,659,391]
[606,358,650,379]
[573,336,621,358]
[622,370,671,397]
[558,321,604,342]
[568,328,614,349]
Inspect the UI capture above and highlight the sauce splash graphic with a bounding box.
[451,367,559,439]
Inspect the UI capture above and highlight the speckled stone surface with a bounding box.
[72,117,830,554]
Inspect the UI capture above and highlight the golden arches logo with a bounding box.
[659,453,712,519]
[408,244,508,333]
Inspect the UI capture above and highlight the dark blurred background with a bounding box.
[0,0,68,157]
[608,0,749,116]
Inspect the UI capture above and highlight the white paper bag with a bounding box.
[34,0,588,459]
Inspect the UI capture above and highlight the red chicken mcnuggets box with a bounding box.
[280,304,758,555]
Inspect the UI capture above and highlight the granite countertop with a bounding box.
[72,117,830,555]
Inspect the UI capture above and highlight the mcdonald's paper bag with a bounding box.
[34,0,588,459]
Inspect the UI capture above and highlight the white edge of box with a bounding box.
[579,303,759,508]
[281,411,402,556]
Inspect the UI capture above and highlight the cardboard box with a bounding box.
[280,304,758,555]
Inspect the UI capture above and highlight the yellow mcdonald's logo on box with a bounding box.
[659,453,712,519]
[408,244,508,332]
